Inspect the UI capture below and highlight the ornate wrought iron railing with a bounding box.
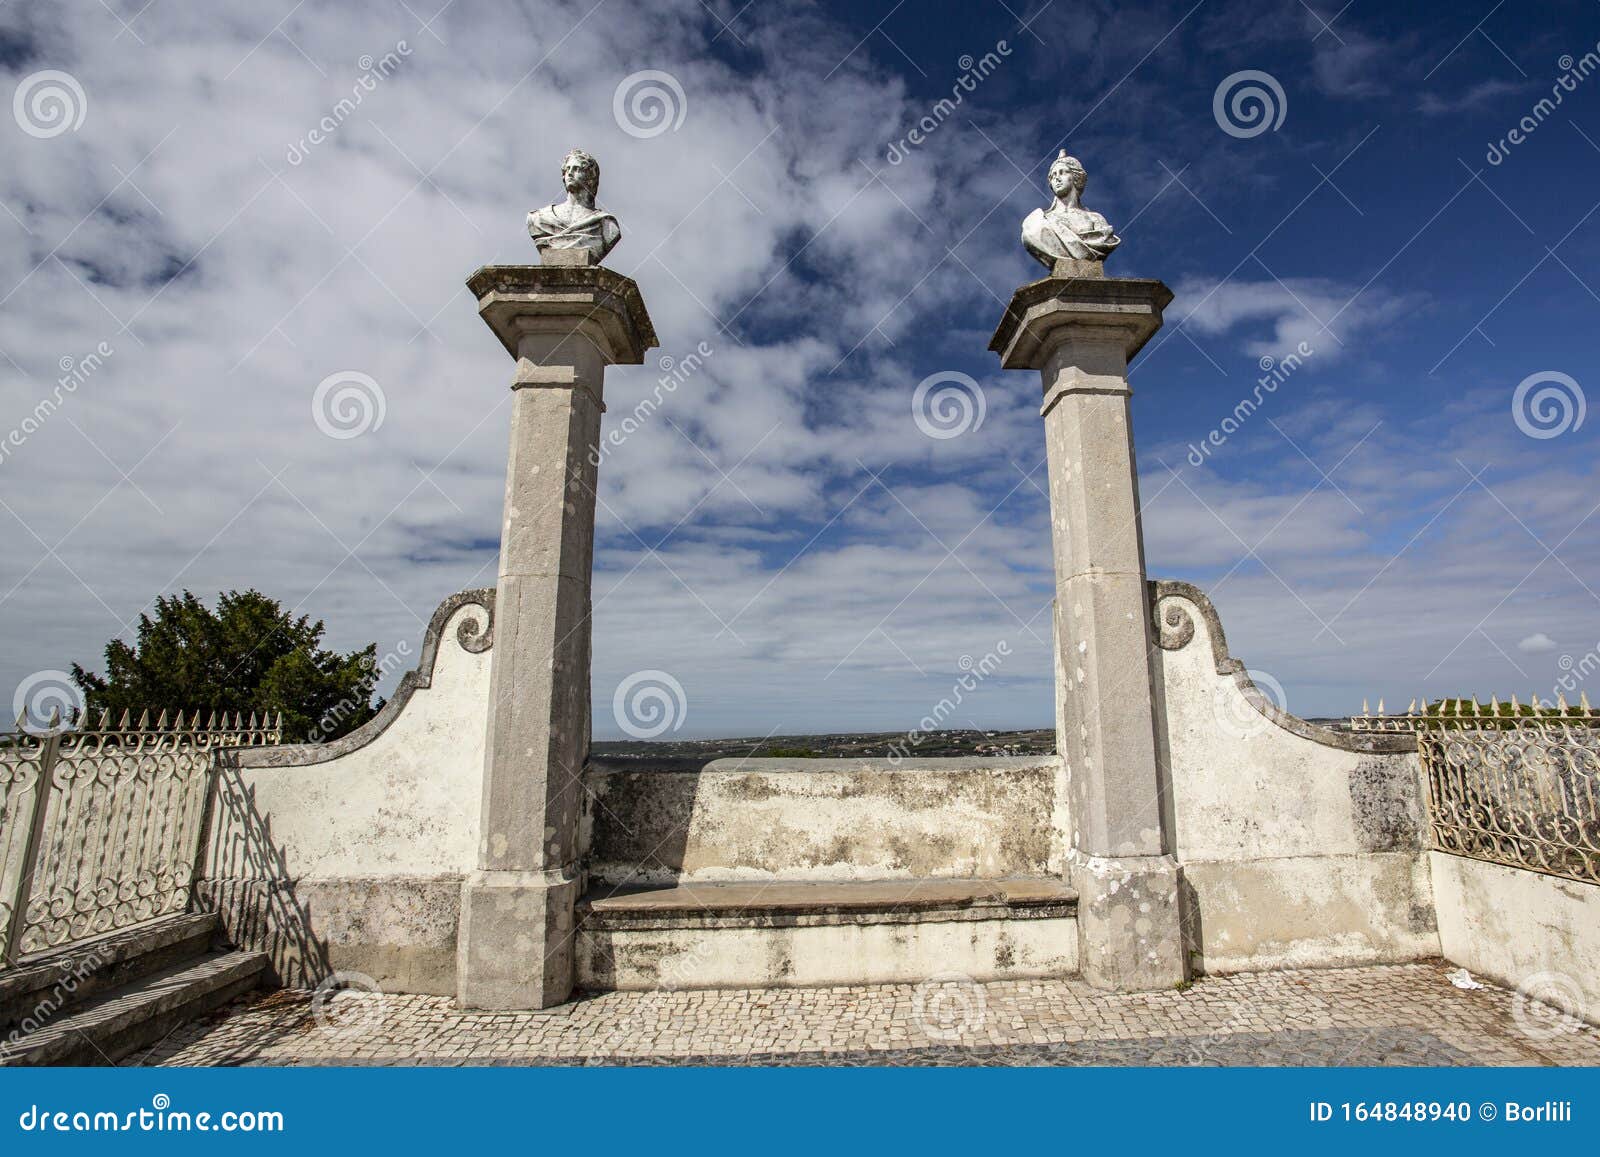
[1417,720,1600,885]
[1348,697,1600,882]
[0,709,282,966]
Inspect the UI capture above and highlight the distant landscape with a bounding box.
[591,720,1354,765]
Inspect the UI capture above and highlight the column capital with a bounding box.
[988,275,1172,372]
[467,264,658,365]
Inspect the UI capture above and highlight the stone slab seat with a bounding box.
[576,878,1080,991]
[581,878,1077,928]
[0,949,268,1066]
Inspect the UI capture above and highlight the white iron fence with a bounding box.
[1351,699,1600,885]
[0,709,282,966]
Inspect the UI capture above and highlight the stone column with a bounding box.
[457,264,655,1009]
[990,271,1185,991]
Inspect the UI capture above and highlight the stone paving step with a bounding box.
[0,913,221,1030]
[0,949,268,1066]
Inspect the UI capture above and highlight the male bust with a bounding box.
[528,148,622,265]
[1021,150,1121,271]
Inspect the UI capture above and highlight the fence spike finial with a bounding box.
[136,708,150,730]
[155,709,169,730]
[13,708,26,731]
[96,708,110,729]
[1583,690,1593,713]
[1361,698,1369,715]
[1557,692,1570,712]
[247,711,258,730]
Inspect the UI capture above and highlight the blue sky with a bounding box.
[2,0,1599,738]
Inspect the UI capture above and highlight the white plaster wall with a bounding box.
[1153,587,1439,973]
[200,596,492,993]
[208,598,489,878]
[1431,851,1600,1028]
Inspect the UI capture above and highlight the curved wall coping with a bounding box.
[1152,579,1415,755]
[228,588,495,770]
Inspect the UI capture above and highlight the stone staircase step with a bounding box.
[0,950,268,1066]
[0,913,220,1030]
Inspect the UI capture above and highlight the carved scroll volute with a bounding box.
[1155,599,1195,651]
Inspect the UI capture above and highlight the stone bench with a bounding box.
[576,878,1078,991]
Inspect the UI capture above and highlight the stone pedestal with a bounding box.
[457,265,655,1009]
[990,275,1185,991]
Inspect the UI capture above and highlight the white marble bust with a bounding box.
[528,148,622,264]
[1022,150,1121,270]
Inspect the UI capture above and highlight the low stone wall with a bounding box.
[197,591,493,994]
[582,756,1061,888]
[1430,851,1600,1028]
[1151,582,1438,974]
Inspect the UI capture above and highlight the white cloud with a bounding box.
[1171,276,1416,363]
[0,1,1595,740]
[1518,633,1557,654]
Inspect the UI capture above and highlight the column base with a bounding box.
[1070,852,1186,991]
[456,868,580,1009]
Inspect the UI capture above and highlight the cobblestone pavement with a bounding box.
[129,963,1600,1067]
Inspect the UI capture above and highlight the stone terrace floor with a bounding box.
[129,962,1600,1067]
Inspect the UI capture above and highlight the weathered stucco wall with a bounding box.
[583,756,1060,887]
[1431,851,1600,1027]
[198,591,493,995]
[1151,582,1438,974]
